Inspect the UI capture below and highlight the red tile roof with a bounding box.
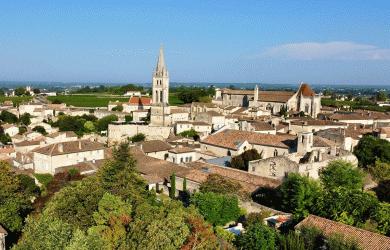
[295,215,390,250]
[128,96,151,106]
[297,83,316,97]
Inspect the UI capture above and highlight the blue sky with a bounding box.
[0,0,389,85]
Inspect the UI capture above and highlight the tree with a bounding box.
[19,113,31,126]
[125,115,133,123]
[372,202,390,236]
[245,211,272,227]
[354,135,390,167]
[55,115,85,135]
[130,133,145,142]
[96,115,118,132]
[51,99,63,104]
[179,129,199,140]
[169,173,176,198]
[33,88,41,94]
[0,161,32,232]
[183,177,187,192]
[18,126,27,134]
[279,231,306,250]
[279,105,288,117]
[0,127,11,145]
[369,160,390,181]
[17,174,40,197]
[376,91,388,101]
[88,193,132,248]
[83,121,95,133]
[33,125,47,135]
[183,214,220,249]
[320,160,364,190]
[14,87,26,96]
[0,110,18,123]
[191,192,241,226]
[375,179,390,203]
[230,149,262,171]
[280,173,321,220]
[14,215,74,250]
[199,173,247,199]
[111,104,123,112]
[235,223,277,250]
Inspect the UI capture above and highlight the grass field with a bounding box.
[0,96,33,106]
[48,94,184,107]
[48,95,130,107]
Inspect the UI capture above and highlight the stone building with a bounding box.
[213,83,321,118]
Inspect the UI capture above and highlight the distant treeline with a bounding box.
[72,84,144,95]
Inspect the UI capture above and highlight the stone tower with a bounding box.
[152,46,169,105]
[297,132,313,154]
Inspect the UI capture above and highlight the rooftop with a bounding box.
[33,140,105,156]
[139,140,172,153]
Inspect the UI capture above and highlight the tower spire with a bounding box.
[155,46,167,75]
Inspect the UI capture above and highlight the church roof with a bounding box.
[155,46,168,76]
[297,83,316,97]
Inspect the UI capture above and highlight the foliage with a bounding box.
[230,149,262,171]
[48,95,130,107]
[0,161,33,232]
[278,231,306,250]
[279,105,288,117]
[72,84,143,95]
[321,97,390,112]
[199,173,247,199]
[191,192,241,226]
[245,211,272,227]
[68,168,79,177]
[0,110,18,123]
[18,126,27,135]
[372,202,390,236]
[14,87,27,96]
[0,96,32,106]
[83,121,95,133]
[368,160,390,181]
[125,115,133,122]
[17,174,40,197]
[299,226,324,250]
[0,127,11,145]
[376,90,388,101]
[319,160,364,190]
[130,133,146,142]
[179,129,199,140]
[14,215,74,250]
[33,173,53,188]
[280,173,321,220]
[354,135,390,167]
[235,223,277,250]
[174,86,215,104]
[327,234,360,250]
[111,104,123,112]
[170,173,176,198]
[96,114,118,132]
[375,179,390,203]
[183,177,187,192]
[32,125,47,135]
[54,115,85,135]
[215,226,236,244]
[19,113,31,126]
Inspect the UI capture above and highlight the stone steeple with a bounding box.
[152,46,169,105]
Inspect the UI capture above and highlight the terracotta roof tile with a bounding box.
[295,215,390,250]
[297,83,316,97]
[140,140,172,153]
[201,129,296,150]
[128,96,151,106]
[33,140,105,156]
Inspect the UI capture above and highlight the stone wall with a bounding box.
[108,124,173,144]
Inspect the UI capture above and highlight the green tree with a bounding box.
[17,174,40,197]
[14,215,74,250]
[19,113,31,126]
[65,229,108,250]
[0,110,18,123]
[376,91,388,101]
[230,149,262,171]
[14,87,26,96]
[111,104,123,112]
[372,202,390,236]
[0,161,32,232]
[199,173,246,199]
[179,129,199,140]
[125,115,133,123]
[130,133,146,142]
[18,126,27,134]
[32,125,47,135]
[88,193,132,248]
[375,179,390,203]
[0,127,11,145]
[279,231,306,250]
[369,160,390,181]
[170,173,176,199]
[55,115,85,135]
[280,173,321,220]
[96,115,118,132]
[183,177,187,192]
[83,121,95,133]
[191,192,241,226]
[354,135,390,167]
[235,223,277,250]
[320,160,364,190]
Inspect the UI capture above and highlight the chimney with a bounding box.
[58,143,63,153]
[78,140,82,150]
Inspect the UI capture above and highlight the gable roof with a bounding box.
[295,215,390,250]
[128,96,151,106]
[258,91,295,103]
[297,83,316,97]
[201,129,296,150]
[33,140,104,156]
[140,140,172,153]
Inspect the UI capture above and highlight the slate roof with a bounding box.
[295,215,390,250]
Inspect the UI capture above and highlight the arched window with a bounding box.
[227,150,231,156]
[160,90,163,102]
[274,149,278,157]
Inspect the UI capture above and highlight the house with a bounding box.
[124,90,142,97]
[139,140,172,160]
[287,118,347,134]
[14,139,44,153]
[195,111,225,131]
[295,215,390,250]
[378,127,390,142]
[13,152,34,169]
[200,129,296,158]
[213,83,321,118]
[168,146,198,164]
[33,140,105,174]
[45,131,78,144]
[329,110,390,126]
[0,224,7,250]
[175,121,212,136]
[1,123,18,137]
[239,120,276,134]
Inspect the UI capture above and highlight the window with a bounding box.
[274,149,278,157]
[252,166,255,172]
[305,104,310,113]
[189,156,192,162]
[180,158,183,163]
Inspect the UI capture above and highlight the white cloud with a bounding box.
[261,41,390,60]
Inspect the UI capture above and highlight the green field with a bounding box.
[168,93,184,105]
[0,96,33,106]
[48,95,130,107]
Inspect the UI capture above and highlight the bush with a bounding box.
[191,192,241,226]
[235,223,277,250]
[230,149,262,171]
[33,125,47,135]
[33,173,53,188]
[130,133,145,142]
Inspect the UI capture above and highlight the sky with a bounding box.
[0,0,390,85]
